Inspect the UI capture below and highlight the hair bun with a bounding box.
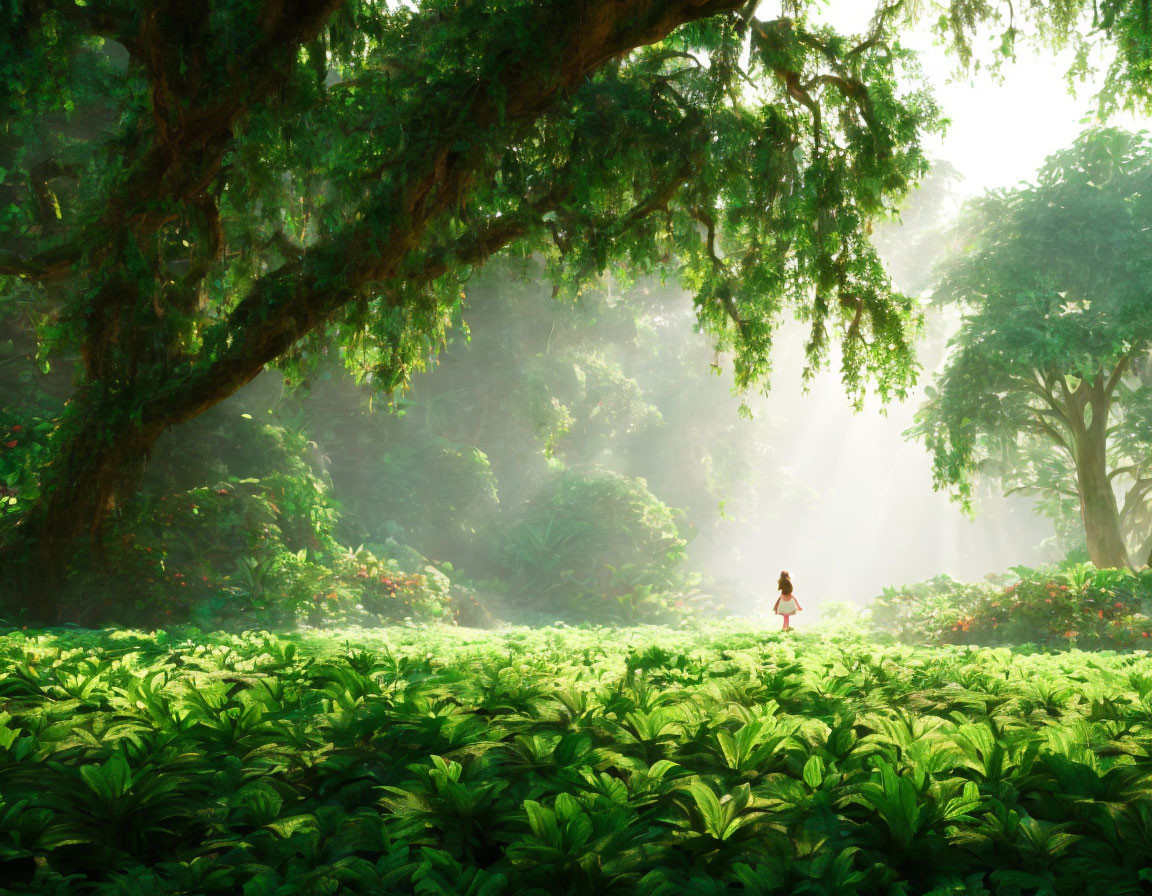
[777,570,793,594]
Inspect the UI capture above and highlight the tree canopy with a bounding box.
[912,128,1152,569]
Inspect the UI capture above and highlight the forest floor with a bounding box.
[0,622,1150,894]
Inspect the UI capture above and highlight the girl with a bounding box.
[773,570,802,630]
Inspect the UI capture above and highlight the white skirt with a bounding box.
[776,597,798,615]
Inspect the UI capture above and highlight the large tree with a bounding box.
[912,128,1152,569]
[0,0,939,618]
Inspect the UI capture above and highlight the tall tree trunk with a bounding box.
[1075,424,1131,569]
[0,389,167,623]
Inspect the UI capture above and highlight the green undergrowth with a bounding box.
[872,564,1152,650]
[1,623,1151,895]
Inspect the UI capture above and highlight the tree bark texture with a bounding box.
[1076,436,1132,569]
[1069,378,1132,569]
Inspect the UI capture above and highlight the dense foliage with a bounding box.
[2,624,1152,895]
[494,470,696,623]
[3,253,809,628]
[0,0,941,616]
[872,563,1152,650]
[910,129,1152,570]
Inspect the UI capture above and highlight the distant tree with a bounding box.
[0,0,940,617]
[911,129,1152,569]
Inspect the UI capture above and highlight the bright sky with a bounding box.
[817,0,1152,196]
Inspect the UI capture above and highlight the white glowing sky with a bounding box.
[820,0,1152,195]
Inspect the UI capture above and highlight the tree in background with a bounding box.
[912,129,1152,570]
[0,0,939,618]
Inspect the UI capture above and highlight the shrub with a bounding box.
[872,564,1152,649]
[494,470,695,622]
[342,437,501,561]
[870,575,1000,644]
[50,403,462,629]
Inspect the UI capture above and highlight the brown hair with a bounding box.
[778,571,793,595]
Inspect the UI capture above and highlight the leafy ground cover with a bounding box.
[1,623,1151,895]
[872,564,1152,650]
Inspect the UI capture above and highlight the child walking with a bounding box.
[773,570,802,630]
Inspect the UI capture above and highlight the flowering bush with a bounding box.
[872,564,1152,649]
[55,436,460,629]
[325,548,458,625]
[870,575,999,644]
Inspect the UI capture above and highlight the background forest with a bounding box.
[8,146,1151,640]
[2,254,798,628]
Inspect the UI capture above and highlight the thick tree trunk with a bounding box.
[0,390,166,623]
[1075,427,1131,569]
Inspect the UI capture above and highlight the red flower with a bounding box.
[11,425,21,431]
[1114,602,1123,609]
[217,488,229,496]
[4,440,16,448]
[1098,609,1104,619]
